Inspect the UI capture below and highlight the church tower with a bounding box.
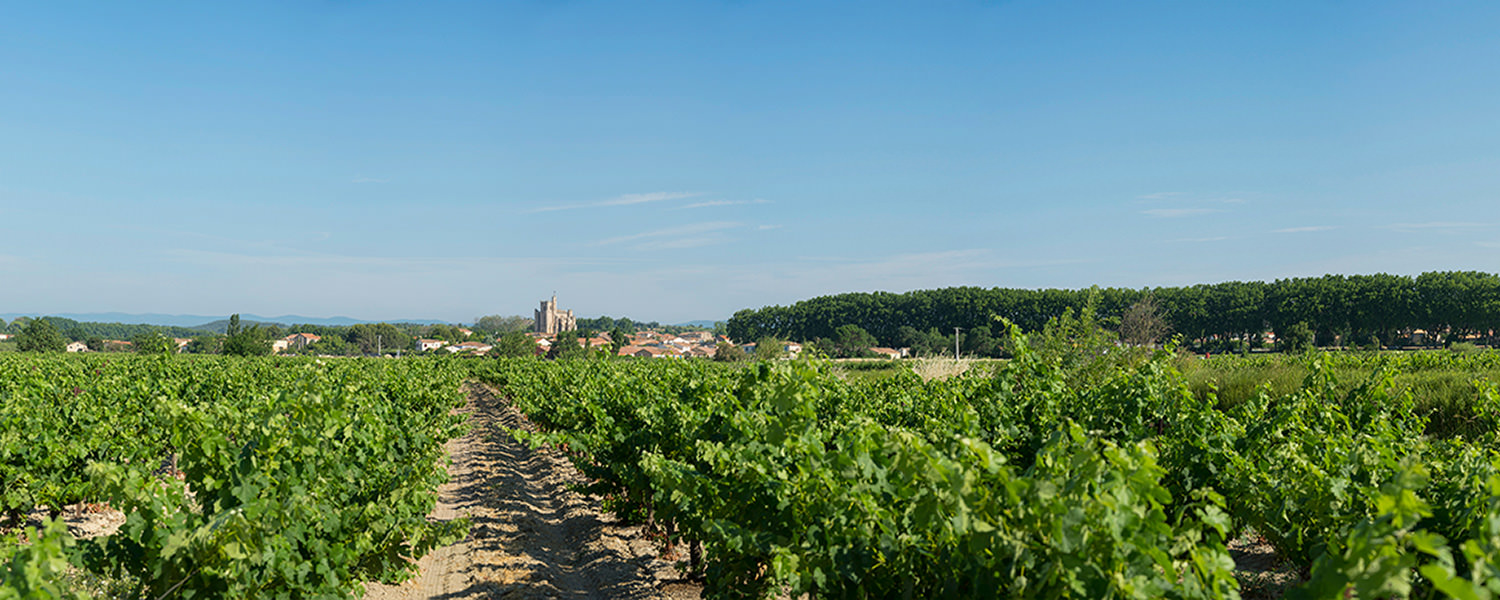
[534,295,577,334]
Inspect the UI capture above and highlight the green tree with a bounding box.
[609,327,629,356]
[474,315,533,334]
[132,331,175,355]
[304,336,352,356]
[427,324,459,342]
[753,337,786,361]
[548,331,589,360]
[222,314,272,356]
[186,336,222,354]
[832,324,877,358]
[348,323,411,355]
[1278,321,1314,353]
[16,318,66,352]
[714,341,748,362]
[1118,292,1171,347]
[494,332,538,358]
[961,325,1004,358]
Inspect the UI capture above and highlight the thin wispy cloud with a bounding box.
[1385,221,1490,233]
[529,191,699,213]
[678,198,771,209]
[593,221,741,248]
[1272,226,1336,234]
[757,224,784,230]
[1142,208,1223,218]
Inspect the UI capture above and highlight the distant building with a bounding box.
[286,333,321,350]
[66,341,89,353]
[416,339,448,352]
[446,341,493,354]
[534,295,577,335]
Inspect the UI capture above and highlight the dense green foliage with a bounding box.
[0,519,88,600]
[727,271,1500,351]
[0,354,469,598]
[493,331,539,357]
[478,320,1500,599]
[576,315,723,336]
[7,316,205,342]
[9,319,1500,598]
[220,314,272,356]
[15,319,66,353]
[1182,351,1500,439]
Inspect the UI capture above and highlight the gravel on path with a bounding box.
[364,384,693,600]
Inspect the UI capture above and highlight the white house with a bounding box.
[446,341,493,354]
[66,341,89,353]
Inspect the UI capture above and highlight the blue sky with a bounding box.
[3,1,1498,323]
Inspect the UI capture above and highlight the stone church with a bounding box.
[534,295,577,334]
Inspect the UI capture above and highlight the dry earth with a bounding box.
[364,384,699,600]
[1229,531,1304,600]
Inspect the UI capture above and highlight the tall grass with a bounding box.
[1178,352,1500,438]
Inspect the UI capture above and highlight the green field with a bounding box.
[6,343,1500,598]
[1,354,469,598]
[479,341,1500,599]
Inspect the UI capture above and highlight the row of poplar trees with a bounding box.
[725,271,1500,352]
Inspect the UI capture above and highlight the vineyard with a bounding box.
[476,326,1500,599]
[1,355,470,598]
[6,332,1500,599]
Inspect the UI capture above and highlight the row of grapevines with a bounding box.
[476,336,1242,598]
[480,328,1500,598]
[0,354,470,598]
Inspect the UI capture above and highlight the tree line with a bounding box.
[725,271,1500,355]
[1,314,500,356]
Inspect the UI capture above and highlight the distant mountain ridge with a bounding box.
[0,312,448,329]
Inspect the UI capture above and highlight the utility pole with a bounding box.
[953,327,962,360]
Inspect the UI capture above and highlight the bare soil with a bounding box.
[1229,530,1303,600]
[12,502,126,540]
[364,384,699,600]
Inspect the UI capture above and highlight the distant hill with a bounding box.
[187,318,289,334]
[0,312,449,329]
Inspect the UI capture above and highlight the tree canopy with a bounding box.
[493,332,538,358]
[16,318,66,352]
[222,314,272,356]
[726,272,1500,352]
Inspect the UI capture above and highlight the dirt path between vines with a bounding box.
[364,384,698,600]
